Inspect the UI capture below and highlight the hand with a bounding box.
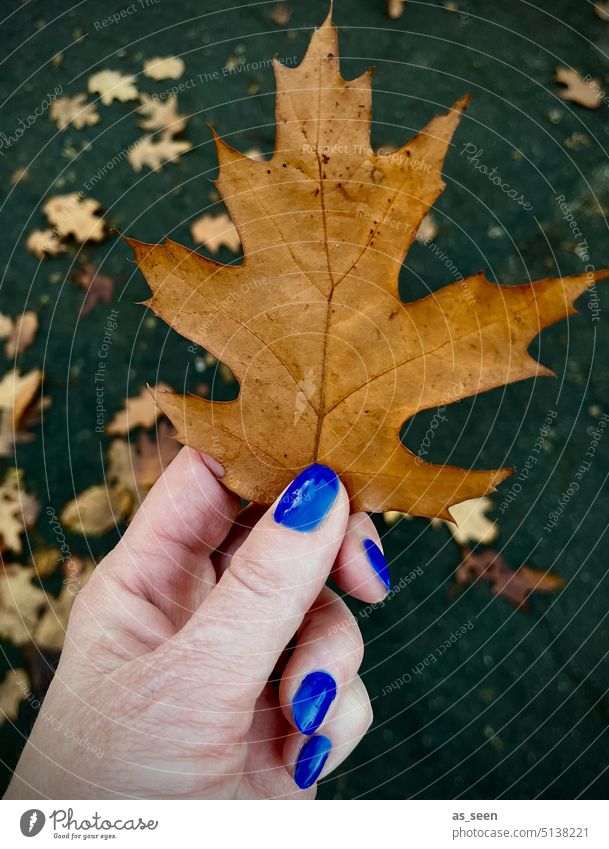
[6,448,390,799]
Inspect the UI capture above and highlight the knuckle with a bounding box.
[225,552,281,600]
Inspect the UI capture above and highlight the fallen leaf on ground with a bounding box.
[143,56,185,80]
[190,212,241,253]
[11,168,29,186]
[0,668,30,723]
[442,496,498,545]
[34,557,95,652]
[0,565,46,645]
[554,68,603,109]
[454,547,566,609]
[129,12,607,517]
[415,212,438,243]
[137,93,188,136]
[88,70,138,105]
[50,94,100,130]
[43,193,106,243]
[595,1,609,21]
[0,468,40,552]
[127,133,192,172]
[72,263,116,315]
[60,483,132,537]
[30,546,62,579]
[0,312,38,358]
[0,369,48,457]
[269,2,293,25]
[388,0,405,18]
[25,229,67,258]
[107,382,173,435]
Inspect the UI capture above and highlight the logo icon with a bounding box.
[19,810,45,837]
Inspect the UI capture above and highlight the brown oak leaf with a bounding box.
[0,311,38,358]
[43,193,106,243]
[137,93,188,136]
[72,263,116,315]
[127,132,192,172]
[50,94,100,131]
[454,548,566,610]
[0,668,30,723]
[554,67,603,109]
[106,382,173,435]
[0,564,46,645]
[129,13,607,518]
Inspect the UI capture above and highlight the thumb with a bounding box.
[169,464,349,708]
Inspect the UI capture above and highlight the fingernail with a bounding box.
[363,538,390,591]
[274,464,339,532]
[292,670,337,734]
[294,734,332,789]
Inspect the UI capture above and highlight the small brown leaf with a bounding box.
[60,483,132,537]
[0,668,30,723]
[554,67,603,109]
[0,311,39,358]
[444,497,498,545]
[72,263,116,316]
[106,382,173,435]
[0,469,39,553]
[50,94,100,131]
[43,193,106,243]
[0,369,46,457]
[595,1,609,21]
[454,548,565,609]
[127,132,192,172]
[269,2,293,25]
[388,0,405,18]
[0,565,46,645]
[143,56,185,80]
[137,93,188,136]
[88,70,138,105]
[190,212,241,254]
[25,229,67,258]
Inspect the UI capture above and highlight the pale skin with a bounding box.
[6,448,389,799]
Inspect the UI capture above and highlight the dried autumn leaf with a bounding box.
[190,212,241,254]
[595,1,609,21]
[454,547,565,609]
[0,311,38,358]
[269,2,293,25]
[106,424,180,509]
[0,669,30,723]
[129,13,607,518]
[0,468,40,552]
[388,0,405,19]
[442,496,498,545]
[25,228,67,258]
[72,263,116,315]
[143,56,185,80]
[106,382,173,435]
[127,132,192,172]
[34,556,95,652]
[60,483,132,537]
[50,93,100,130]
[43,193,106,243]
[0,368,45,456]
[0,565,46,645]
[88,69,138,105]
[137,93,188,136]
[554,67,603,109]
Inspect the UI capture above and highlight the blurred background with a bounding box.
[1,0,608,799]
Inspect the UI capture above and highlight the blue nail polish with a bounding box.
[294,735,332,790]
[363,538,390,590]
[292,670,337,734]
[274,464,339,533]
